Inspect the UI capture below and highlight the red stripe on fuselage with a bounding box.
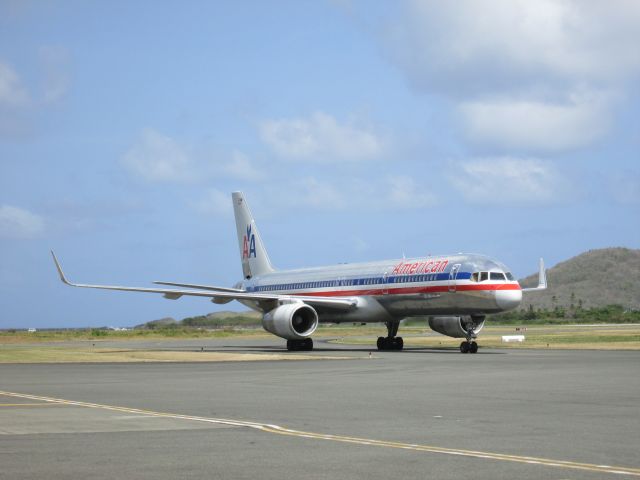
[288,283,521,298]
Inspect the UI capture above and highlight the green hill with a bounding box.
[519,247,640,311]
[181,310,261,327]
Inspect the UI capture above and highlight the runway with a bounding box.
[1,339,638,479]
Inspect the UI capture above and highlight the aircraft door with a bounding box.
[382,272,389,295]
[448,264,461,292]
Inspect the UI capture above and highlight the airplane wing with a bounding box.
[51,251,356,311]
[522,258,547,292]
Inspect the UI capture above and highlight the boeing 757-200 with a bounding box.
[52,191,546,353]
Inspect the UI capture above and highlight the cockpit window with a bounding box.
[471,272,479,282]
[479,272,488,282]
[505,272,515,281]
[490,272,506,281]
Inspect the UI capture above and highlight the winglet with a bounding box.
[537,257,547,290]
[522,257,547,292]
[51,250,73,286]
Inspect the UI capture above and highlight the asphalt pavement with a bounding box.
[1,338,638,479]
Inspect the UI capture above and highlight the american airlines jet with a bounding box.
[52,191,546,353]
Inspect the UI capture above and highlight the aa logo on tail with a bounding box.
[242,225,256,259]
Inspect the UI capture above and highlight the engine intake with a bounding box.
[428,316,485,339]
[262,303,319,340]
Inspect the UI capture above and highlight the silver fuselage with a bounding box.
[238,253,522,322]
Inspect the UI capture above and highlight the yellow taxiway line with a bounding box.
[1,390,638,477]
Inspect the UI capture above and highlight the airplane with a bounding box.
[51,191,546,354]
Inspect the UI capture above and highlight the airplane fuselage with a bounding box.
[239,253,522,323]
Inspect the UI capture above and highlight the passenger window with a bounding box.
[480,272,488,282]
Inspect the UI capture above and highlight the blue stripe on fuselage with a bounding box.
[246,271,471,293]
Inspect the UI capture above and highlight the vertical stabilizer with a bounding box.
[232,192,275,279]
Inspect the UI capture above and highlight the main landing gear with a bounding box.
[287,338,313,351]
[459,341,478,354]
[377,322,404,351]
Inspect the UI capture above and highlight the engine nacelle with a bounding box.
[428,316,485,339]
[262,303,319,340]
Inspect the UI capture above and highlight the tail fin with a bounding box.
[232,192,275,279]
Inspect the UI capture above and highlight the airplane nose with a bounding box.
[495,289,522,311]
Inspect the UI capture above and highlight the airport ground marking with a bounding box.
[1,390,638,477]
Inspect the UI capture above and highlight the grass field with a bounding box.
[0,328,269,344]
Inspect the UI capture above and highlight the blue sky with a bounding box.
[1,0,639,328]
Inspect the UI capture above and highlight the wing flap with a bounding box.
[153,281,245,293]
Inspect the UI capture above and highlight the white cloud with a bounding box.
[385,1,640,96]
[449,157,562,204]
[0,205,44,239]
[0,53,70,139]
[265,178,346,210]
[123,130,264,184]
[380,1,640,151]
[460,90,611,151]
[0,61,30,107]
[121,128,195,183]
[259,111,384,161]
[266,175,437,212]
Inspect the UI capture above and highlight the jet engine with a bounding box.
[262,303,319,340]
[428,316,485,339]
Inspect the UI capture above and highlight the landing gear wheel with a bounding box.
[469,341,478,354]
[460,341,470,353]
[377,322,404,351]
[287,339,314,351]
[377,336,404,351]
[303,338,314,351]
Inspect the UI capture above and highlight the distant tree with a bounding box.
[524,304,537,320]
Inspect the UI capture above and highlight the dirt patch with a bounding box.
[0,347,351,363]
